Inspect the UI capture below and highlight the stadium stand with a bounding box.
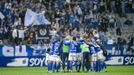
[0,0,134,56]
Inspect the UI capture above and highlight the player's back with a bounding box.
[90,46,96,54]
[91,40,101,53]
[53,41,61,55]
[62,39,70,53]
[70,41,77,53]
[80,42,90,53]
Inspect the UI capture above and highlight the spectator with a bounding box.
[107,36,114,45]
[13,17,21,27]
[18,26,27,44]
[124,18,133,26]
[0,28,4,40]
[93,29,99,39]
[125,0,133,13]
[108,13,116,28]
[99,0,106,13]
[12,27,18,44]
[116,27,121,36]
[0,0,133,56]
[115,0,122,14]
[127,35,134,53]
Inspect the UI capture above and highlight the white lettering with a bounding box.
[29,58,45,66]
[29,58,35,66]
[2,46,14,56]
[15,45,27,56]
[125,57,134,65]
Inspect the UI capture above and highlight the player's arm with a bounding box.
[49,43,53,54]
[58,40,63,54]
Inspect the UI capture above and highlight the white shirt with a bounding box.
[18,29,25,39]
[12,29,18,38]
[107,39,114,45]
[50,30,57,36]
[93,30,99,39]
[66,0,70,3]
[77,6,83,15]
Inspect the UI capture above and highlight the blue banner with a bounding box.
[0,45,46,67]
[0,56,46,67]
[105,55,134,65]
[124,55,134,65]
[0,45,46,57]
[0,45,133,67]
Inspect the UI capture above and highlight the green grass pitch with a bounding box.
[0,66,134,75]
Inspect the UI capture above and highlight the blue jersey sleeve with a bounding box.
[49,43,54,55]
[76,41,81,53]
[90,46,96,54]
[95,47,101,52]
[53,41,61,55]
[58,41,62,54]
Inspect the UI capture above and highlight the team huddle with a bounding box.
[46,32,107,73]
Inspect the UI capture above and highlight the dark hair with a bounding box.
[46,48,50,53]
[73,37,76,41]
[103,50,107,56]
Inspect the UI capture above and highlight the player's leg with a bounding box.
[90,61,93,72]
[47,60,52,72]
[98,60,104,72]
[61,53,69,72]
[48,55,53,73]
[96,53,101,72]
[55,56,61,72]
[52,61,56,72]
[68,53,73,72]
[90,54,97,72]
[76,53,81,72]
[46,53,52,72]
[93,54,97,72]
[82,52,86,72]
[73,54,77,72]
[100,56,106,72]
[103,60,107,72]
[97,51,104,72]
[102,50,107,72]
[77,53,82,72]
[45,53,49,71]
[51,55,55,72]
[85,52,90,72]
[61,53,66,72]
[66,53,69,71]
[75,59,81,72]
[77,60,81,72]
[52,56,58,72]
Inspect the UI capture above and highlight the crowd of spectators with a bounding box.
[0,0,134,55]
